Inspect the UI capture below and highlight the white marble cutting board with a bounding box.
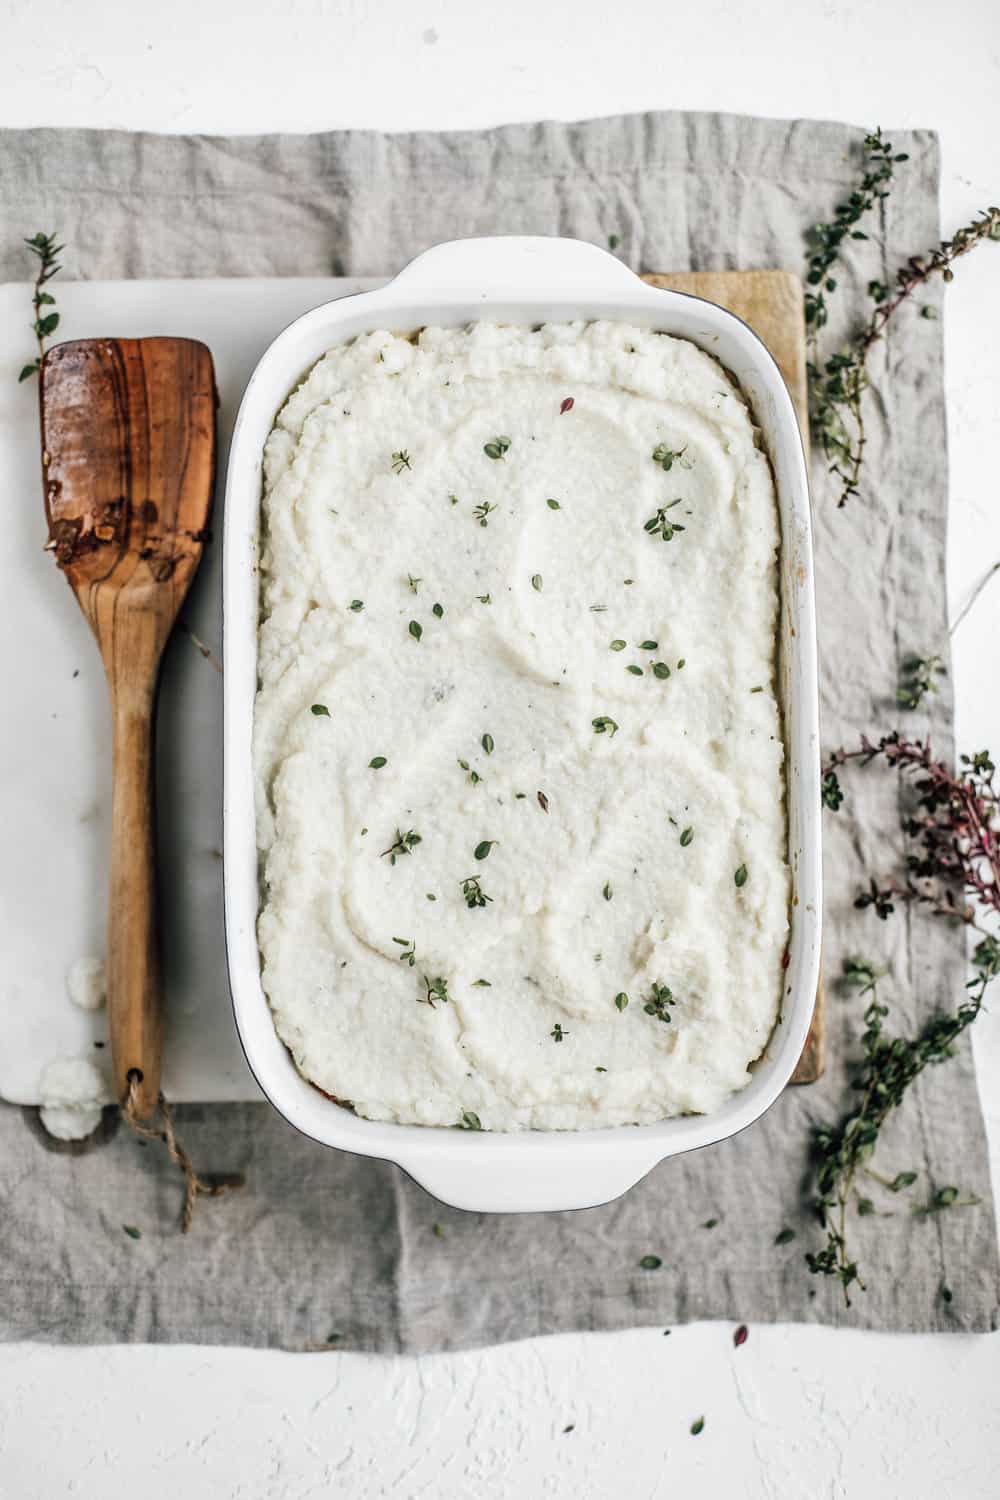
[2,274,996,1108]
[0,276,379,1104]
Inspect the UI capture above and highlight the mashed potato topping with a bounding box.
[254,321,788,1130]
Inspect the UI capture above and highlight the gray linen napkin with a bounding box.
[1,111,996,1348]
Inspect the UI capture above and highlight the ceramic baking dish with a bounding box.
[223,235,821,1214]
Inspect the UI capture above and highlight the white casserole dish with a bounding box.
[223,235,821,1214]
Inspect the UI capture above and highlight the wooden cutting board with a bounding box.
[643,270,824,1084]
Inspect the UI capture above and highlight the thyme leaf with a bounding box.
[392,936,416,966]
[643,501,686,542]
[19,231,63,381]
[651,443,692,472]
[461,875,493,909]
[381,829,421,864]
[420,975,451,1008]
[643,981,676,1023]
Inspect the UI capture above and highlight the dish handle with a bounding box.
[389,234,642,299]
[395,1145,663,1215]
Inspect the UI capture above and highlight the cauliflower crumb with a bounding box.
[66,955,106,1012]
[39,1057,107,1141]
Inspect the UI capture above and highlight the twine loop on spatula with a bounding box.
[122,1073,245,1232]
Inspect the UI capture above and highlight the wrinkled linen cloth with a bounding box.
[1,111,996,1347]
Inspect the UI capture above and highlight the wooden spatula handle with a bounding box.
[108,673,163,1117]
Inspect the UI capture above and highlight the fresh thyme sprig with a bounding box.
[804,129,901,341]
[19,231,63,382]
[642,981,676,1024]
[806,941,999,1304]
[823,735,1000,927]
[912,1184,981,1216]
[897,653,946,711]
[472,501,496,528]
[420,975,450,1007]
[381,829,421,864]
[391,450,412,475]
[643,500,685,542]
[810,733,1000,1300]
[393,936,416,966]
[651,443,693,472]
[461,875,492,909]
[807,133,1000,507]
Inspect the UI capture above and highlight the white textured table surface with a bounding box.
[2,0,999,1494]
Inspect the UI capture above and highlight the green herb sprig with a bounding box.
[461,875,493,909]
[897,653,946,711]
[643,500,685,542]
[393,937,416,966]
[804,129,901,340]
[19,231,63,382]
[643,981,676,1024]
[421,975,450,1007]
[809,732,1000,1301]
[381,829,421,864]
[806,943,998,1303]
[806,131,999,506]
[651,443,692,472]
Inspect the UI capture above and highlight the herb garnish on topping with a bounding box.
[643,982,676,1023]
[393,937,416,966]
[644,500,685,542]
[381,829,421,864]
[420,975,450,1007]
[651,443,693,472]
[461,876,493,909]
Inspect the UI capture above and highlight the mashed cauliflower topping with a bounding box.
[254,321,788,1131]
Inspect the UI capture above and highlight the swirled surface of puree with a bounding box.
[255,321,788,1130]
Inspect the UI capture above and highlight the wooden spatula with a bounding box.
[40,337,216,1119]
